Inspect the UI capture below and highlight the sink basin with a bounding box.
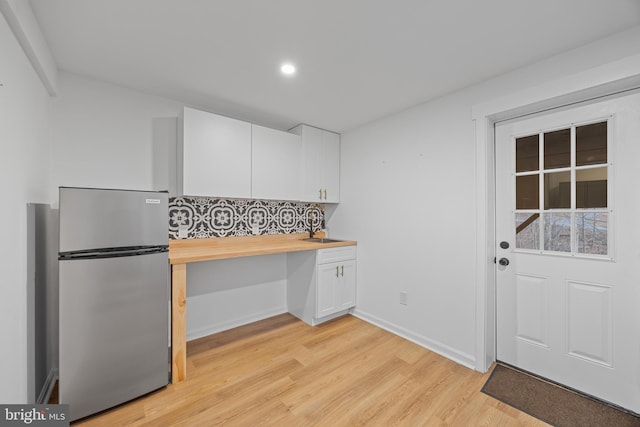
[302,237,344,244]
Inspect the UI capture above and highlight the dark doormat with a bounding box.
[481,363,640,427]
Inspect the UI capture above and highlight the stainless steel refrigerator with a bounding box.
[58,187,170,421]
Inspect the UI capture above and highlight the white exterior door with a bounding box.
[495,92,640,413]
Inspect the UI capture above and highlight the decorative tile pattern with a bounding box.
[169,197,324,239]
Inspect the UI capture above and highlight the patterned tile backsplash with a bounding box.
[169,196,324,239]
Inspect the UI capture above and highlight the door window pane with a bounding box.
[544,171,571,209]
[516,213,540,250]
[511,121,610,257]
[544,128,571,169]
[576,168,607,208]
[544,212,571,252]
[576,212,608,255]
[516,134,539,172]
[516,175,539,209]
[576,122,607,166]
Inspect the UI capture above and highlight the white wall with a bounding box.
[186,254,287,340]
[48,72,182,193]
[0,14,53,403]
[330,26,640,368]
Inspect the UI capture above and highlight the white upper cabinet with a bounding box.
[290,124,340,203]
[174,109,336,202]
[181,107,252,198]
[322,131,340,203]
[251,124,301,201]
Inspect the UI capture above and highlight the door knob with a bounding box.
[498,258,510,266]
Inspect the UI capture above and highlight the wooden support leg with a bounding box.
[171,263,187,383]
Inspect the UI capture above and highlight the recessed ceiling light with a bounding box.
[281,63,296,76]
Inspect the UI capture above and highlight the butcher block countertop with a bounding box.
[169,232,357,265]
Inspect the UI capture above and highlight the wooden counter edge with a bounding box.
[169,233,357,265]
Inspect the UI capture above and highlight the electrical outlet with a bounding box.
[177,224,188,238]
[252,225,260,235]
[399,291,408,305]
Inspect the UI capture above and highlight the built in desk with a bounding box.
[168,233,357,383]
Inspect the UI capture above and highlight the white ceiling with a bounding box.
[28,0,640,132]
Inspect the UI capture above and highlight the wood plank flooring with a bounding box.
[74,314,549,426]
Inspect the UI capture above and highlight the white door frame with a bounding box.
[472,53,640,372]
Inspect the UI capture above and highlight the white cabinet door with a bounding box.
[316,259,356,318]
[293,125,341,203]
[297,125,324,202]
[337,259,356,310]
[316,262,340,318]
[322,131,340,203]
[182,107,251,198]
[251,124,300,201]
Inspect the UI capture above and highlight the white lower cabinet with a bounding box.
[287,246,356,326]
[316,259,356,318]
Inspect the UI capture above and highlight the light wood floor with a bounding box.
[74,314,548,426]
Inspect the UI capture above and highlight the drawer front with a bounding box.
[317,246,357,264]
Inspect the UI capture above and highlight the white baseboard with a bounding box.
[351,309,476,370]
[186,307,288,341]
[37,368,58,404]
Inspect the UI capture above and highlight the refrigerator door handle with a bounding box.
[59,246,168,260]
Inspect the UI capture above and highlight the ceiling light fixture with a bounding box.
[281,63,296,76]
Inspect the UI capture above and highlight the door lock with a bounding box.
[500,241,510,249]
[498,258,510,266]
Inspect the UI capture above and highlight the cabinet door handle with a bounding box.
[336,266,340,277]
[319,189,323,200]
[341,265,344,276]
[323,189,327,200]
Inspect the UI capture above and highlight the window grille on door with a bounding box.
[514,119,611,257]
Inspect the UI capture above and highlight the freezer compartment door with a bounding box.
[59,252,169,421]
[59,187,168,252]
